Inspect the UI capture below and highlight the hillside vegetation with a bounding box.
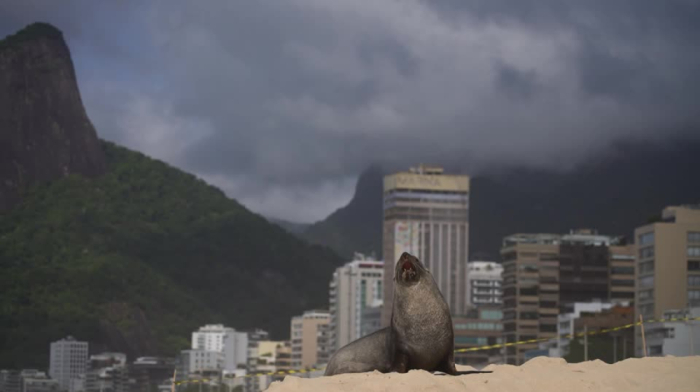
[0,141,342,368]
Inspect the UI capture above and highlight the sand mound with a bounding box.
[266,356,700,392]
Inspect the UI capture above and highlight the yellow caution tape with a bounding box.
[454,316,700,353]
[175,316,700,383]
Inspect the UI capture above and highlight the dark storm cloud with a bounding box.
[2,0,699,221]
[495,62,540,100]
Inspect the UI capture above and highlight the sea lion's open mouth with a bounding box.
[401,260,418,281]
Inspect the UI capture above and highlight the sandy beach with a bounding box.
[266,356,700,392]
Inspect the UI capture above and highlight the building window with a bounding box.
[639,247,654,259]
[455,336,487,345]
[688,232,700,243]
[638,260,655,274]
[480,310,503,320]
[611,279,635,287]
[638,232,654,246]
[520,311,538,320]
[610,266,635,275]
[639,303,654,318]
[688,276,700,287]
[648,345,663,356]
[688,247,700,258]
[689,261,700,271]
[688,290,700,302]
[639,289,654,301]
[639,276,654,288]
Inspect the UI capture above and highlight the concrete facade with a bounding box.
[15,371,59,392]
[178,350,221,376]
[634,205,700,356]
[644,307,700,357]
[290,310,330,369]
[192,324,248,371]
[501,230,633,365]
[49,336,88,392]
[328,255,383,355]
[381,165,470,326]
[84,353,128,392]
[453,307,503,367]
[554,302,615,358]
[465,261,503,308]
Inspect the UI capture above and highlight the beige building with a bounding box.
[290,310,330,369]
[501,230,634,365]
[381,165,470,326]
[328,255,383,356]
[274,342,292,372]
[634,205,700,356]
[609,245,636,303]
[253,341,289,391]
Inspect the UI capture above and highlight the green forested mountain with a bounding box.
[0,141,342,368]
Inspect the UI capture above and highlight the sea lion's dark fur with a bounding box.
[324,252,458,376]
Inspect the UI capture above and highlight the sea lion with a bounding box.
[324,252,458,376]
[389,251,457,374]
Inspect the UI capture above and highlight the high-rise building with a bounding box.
[49,336,88,392]
[290,310,330,369]
[360,306,383,339]
[634,205,700,356]
[608,245,636,304]
[453,307,503,367]
[244,329,269,392]
[381,165,470,326]
[191,324,248,371]
[465,261,503,308]
[328,254,384,355]
[500,230,633,364]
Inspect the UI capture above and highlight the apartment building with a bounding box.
[634,205,700,356]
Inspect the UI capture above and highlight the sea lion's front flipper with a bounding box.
[390,350,410,373]
[433,351,457,375]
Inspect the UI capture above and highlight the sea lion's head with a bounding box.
[394,252,426,286]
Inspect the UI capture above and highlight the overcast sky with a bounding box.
[2,1,699,222]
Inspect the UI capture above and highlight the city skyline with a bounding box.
[2,2,700,390]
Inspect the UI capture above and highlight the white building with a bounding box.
[49,336,88,392]
[192,324,248,371]
[178,350,222,376]
[1,370,21,392]
[19,371,59,392]
[465,261,503,308]
[552,301,615,357]
[328,254,384,355]
[644,307,700,357]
